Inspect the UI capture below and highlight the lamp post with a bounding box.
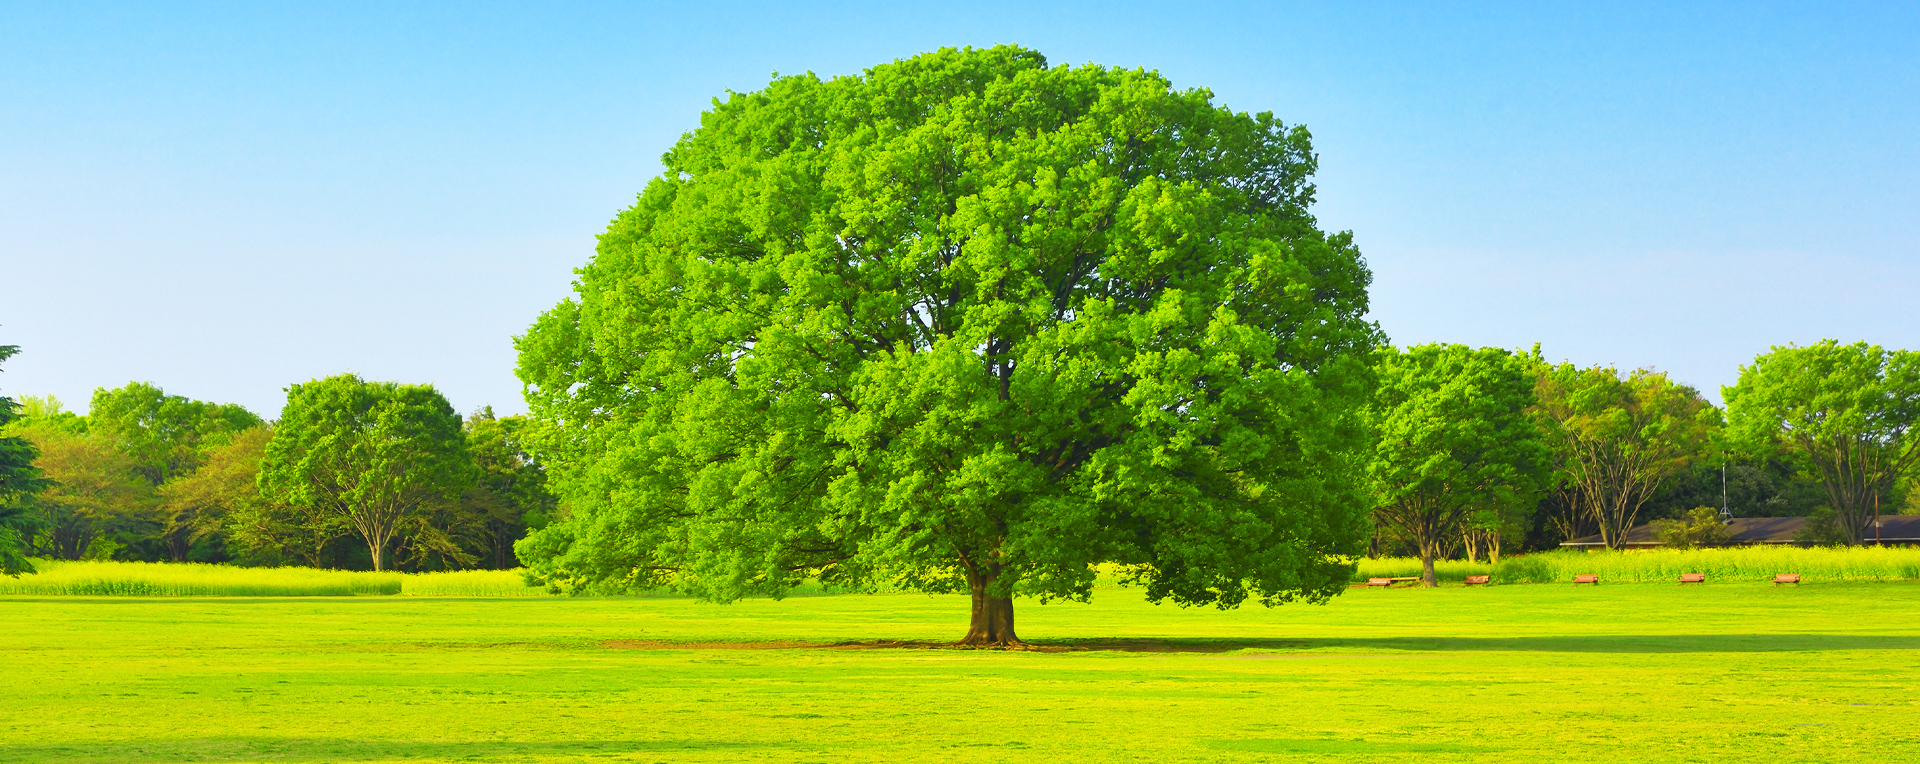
[1719,462,1733,524]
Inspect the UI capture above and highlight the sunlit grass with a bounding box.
[4,580,1919,762]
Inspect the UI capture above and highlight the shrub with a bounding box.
[1654,507,1732,549]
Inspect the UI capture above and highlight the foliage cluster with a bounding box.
[0,373,554,573]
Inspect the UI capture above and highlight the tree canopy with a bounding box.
[260,375,473,571]
[1365,344,1547,586]
[89,382,262,486]
[1533,362,1720,549]
[1724,340,1920,544]
[514,46,1379,645]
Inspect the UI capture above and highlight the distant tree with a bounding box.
[1365,344,1548,586]
[1724,340,1920,545]
[457,408,554,569]
[513,46,1378,645]
[1,344,52,575]
[1652,507,1731,549]
[1533,362,1720,549]
[8,421,154,560]
[260,375,473,571]
[16,394,64,419]
[157,426,274,560]
[90,382,262,485]
[90,382,261,560]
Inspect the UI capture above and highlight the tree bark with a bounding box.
[368,539,386,572]
[959,569,1024,647]
[1419,544,1438,588]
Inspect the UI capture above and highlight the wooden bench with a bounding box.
[1679,573,1705,584]
[1573,574,1599,585]
[1464,575,1490,585]
[1364,577,1421,588]
[1773,573,1801,585]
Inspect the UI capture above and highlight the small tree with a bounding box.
[1366,344,1548,586]
[1652,507,1731,549]
[260,375,473,571]
[1534,362,1720,549]
[1723,340,1920,545]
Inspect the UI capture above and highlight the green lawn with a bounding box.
[4,582,1918,763]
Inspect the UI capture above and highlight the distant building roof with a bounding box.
[1559,515,1920,548]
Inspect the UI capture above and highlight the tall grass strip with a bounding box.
[399,570,550,597]
[0,560,401,596]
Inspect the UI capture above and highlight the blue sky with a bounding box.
[3,1,1915,417]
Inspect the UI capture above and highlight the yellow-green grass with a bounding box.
[3,582,1919,762]
[0,560,544,597]
[1357,546,1920,585]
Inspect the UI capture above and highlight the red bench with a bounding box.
[1573,574,1599,585]
[1365,577,1421,588]
[1464,575,1490,585]
[1679,573,1705,584]
[1773,573,1801,585]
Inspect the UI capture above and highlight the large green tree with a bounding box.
[1533,362,1720,549]
[514,46,1378,645]
[0,344,51,574]
[1365,344,1548,586]
[1723,340,1920,544]
[260,375,473,571]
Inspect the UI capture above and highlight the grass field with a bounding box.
[4,579,1919,763]
[11,546,1920,599]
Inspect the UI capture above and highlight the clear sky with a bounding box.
[3,1,1915,418]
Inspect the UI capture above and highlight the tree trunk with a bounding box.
[959,570,1024,647]
[166,527,191,563]
[368,539,386,572]
[1420,546,1438,588]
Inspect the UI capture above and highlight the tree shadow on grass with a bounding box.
[1034,633,1920,654]
[0,738,773,763]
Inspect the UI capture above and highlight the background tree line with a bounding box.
[0,366,554,572]
[1364,340,1920,584]
[5,336,1915,582]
